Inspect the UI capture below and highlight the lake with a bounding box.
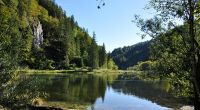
[7,72,188,110]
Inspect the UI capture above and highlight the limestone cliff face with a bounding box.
[32,20,43,48]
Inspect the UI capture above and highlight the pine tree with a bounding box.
[88,32,99,69]
[99,43,107,68]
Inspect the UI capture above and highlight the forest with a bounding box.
[110,0,200,109]
[111,41,150,69]
[0,0,118,84]
[0,1,119,108]
[130,0,200,109]
[1,0,200,110]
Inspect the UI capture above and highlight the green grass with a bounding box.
[20,69,71,74]
[18,68,122,75]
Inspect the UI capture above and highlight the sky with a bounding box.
[55,0,154,52]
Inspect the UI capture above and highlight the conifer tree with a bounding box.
[89,32,99,69]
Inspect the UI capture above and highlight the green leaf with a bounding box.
[0,0,4,5]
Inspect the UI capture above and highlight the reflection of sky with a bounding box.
[87,88,171,110]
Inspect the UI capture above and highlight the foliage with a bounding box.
[88,33,99,69]
[111,41,150,69]
[0,0,119,108]
[107,54,118,70]
[128,60,157,71]
[99,43,107,68]
[0,0,115,71]
[0,0,21,85]
[134,0,200,107]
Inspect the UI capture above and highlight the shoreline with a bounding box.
[18,69,123,75]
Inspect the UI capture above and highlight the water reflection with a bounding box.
[38,74,117,104]
[88,88,170,110]
[0,74,46,109]
[1,73,188,109]
[111,80,185,109]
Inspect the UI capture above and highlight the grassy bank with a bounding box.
[18,68,160,82]
[115,70,161,82]
[18,68,122,75]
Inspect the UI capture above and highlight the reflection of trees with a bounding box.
[0,73,118,109]
[1,73,188,109]
[0,73,189,109]
[111,77,187,109]
[40,74,117,104]
[0,74,47,109]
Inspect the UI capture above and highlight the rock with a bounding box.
[32,98,43,106]
[32,19,43,49]
[0,105,3,109]
[180,106,194,110]
[0,105,8,110]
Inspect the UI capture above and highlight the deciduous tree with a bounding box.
[134,0,200,109]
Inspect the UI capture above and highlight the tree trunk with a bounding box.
[188,0,200,109]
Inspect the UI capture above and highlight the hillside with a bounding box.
[111,41,151,69]
[0,0,117,72]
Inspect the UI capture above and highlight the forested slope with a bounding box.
[0,0,117,73]
[111,41,150,69]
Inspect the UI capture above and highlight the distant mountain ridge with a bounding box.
[111,41,151,69]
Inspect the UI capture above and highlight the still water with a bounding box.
[87,87,169,110]
[9,73,187,110]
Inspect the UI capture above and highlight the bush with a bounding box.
[128,60,157,71]
[70,56,83,67]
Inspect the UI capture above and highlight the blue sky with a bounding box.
[55,0,153,52]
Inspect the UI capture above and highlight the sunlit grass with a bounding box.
[18,69,122,75]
